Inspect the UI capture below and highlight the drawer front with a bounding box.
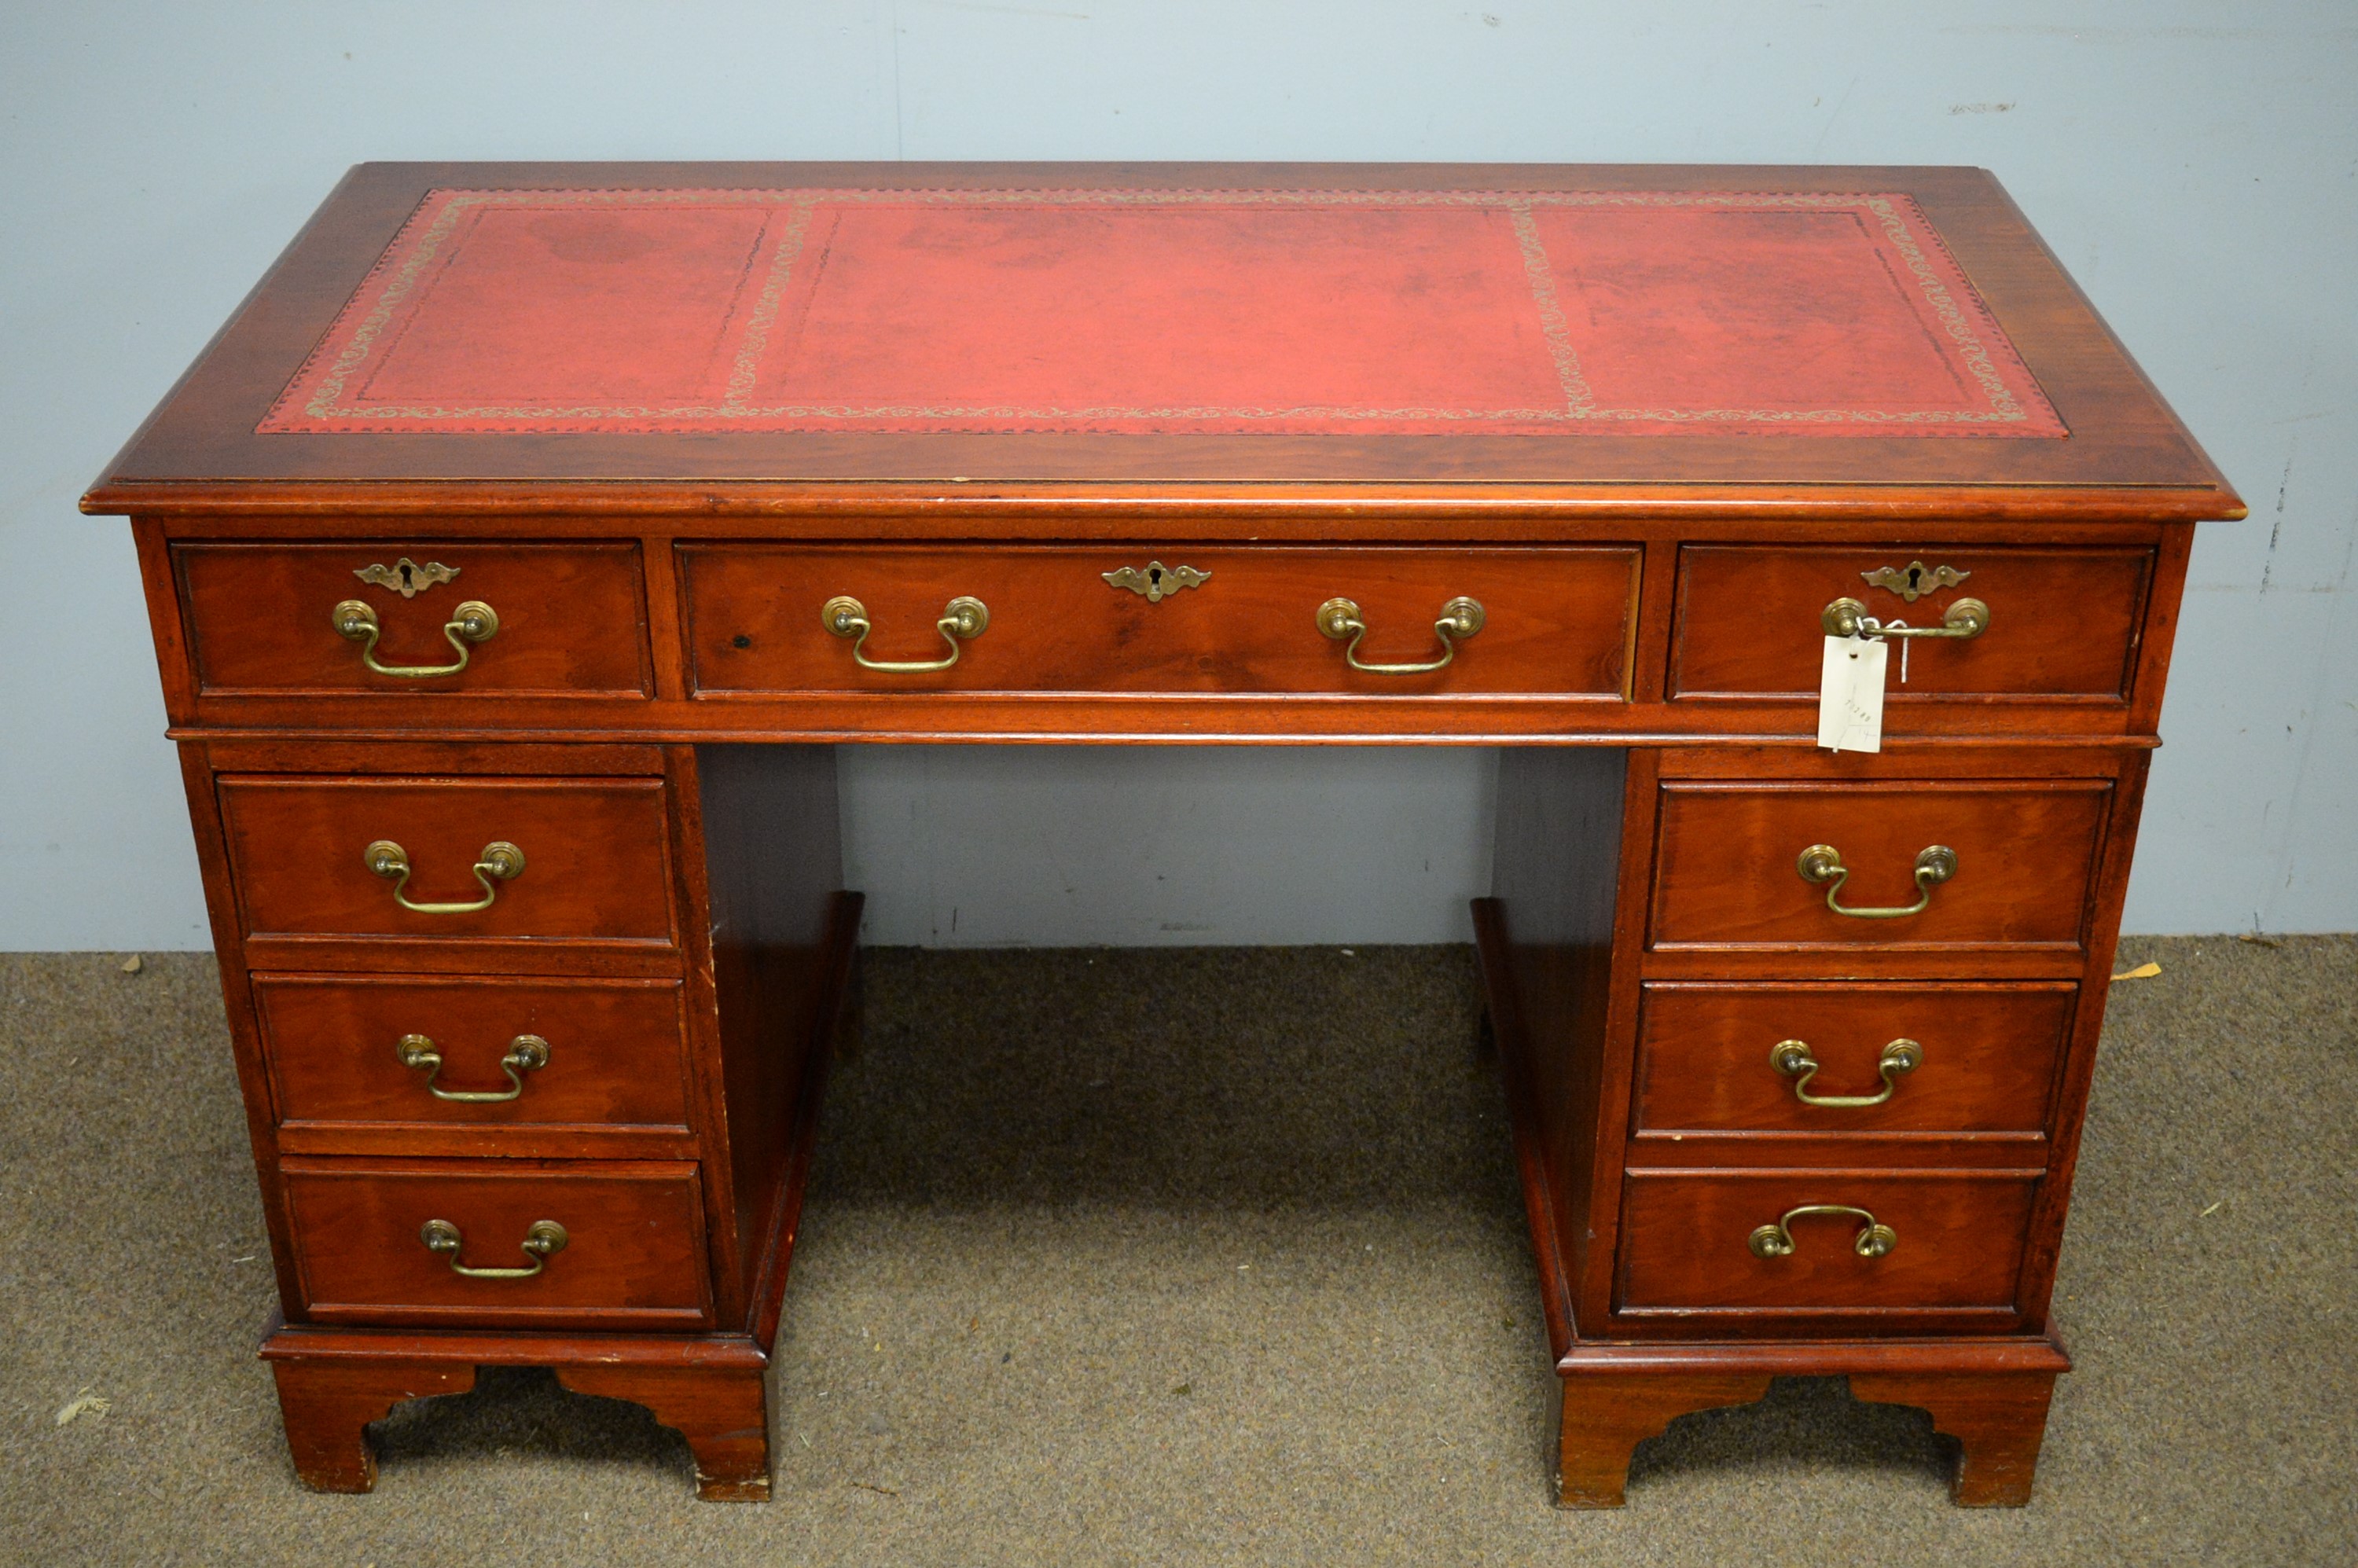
[175,542,653,697]
[1618,1170,2037,1314]
[254,975,692,1134]
[219,776,678,947]
[1635,982,2073,1135]
[1650,780,2110,952]
[1669,545,2152,702]
[681,545,1637,696]
[281,1159,711,1327]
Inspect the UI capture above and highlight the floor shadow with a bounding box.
[812,946,1510,1211]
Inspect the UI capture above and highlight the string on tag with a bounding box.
[1887,620,1910,683]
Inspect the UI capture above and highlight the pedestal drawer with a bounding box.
[1617,1170,2038,1316]
[173,541,654,697]
[1669,545,2152,703]
[281,1158,712,1329]
[254,975,693,1140]
[681,545,1638,696]
[1634,982,2074,1137]
[1649,780,2110,953]
[218,776,678,951]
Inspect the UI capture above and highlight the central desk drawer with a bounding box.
[253,975,693,1137]
[281,1158,712,1328]
[1649,780,2110,954]
[218,776,678,950]
[680,545,1637,696]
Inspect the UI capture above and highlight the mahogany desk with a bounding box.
[83,163,2243,1507]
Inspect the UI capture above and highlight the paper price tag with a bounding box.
[1817,636,1886,754]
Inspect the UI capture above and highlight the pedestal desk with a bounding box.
[84,163,2243,1506]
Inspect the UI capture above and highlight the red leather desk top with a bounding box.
[263,186,2062,441]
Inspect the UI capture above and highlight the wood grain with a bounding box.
[280,1157,713,1329]
[174,540,654,697]
[1670,544,2151,702]
[681,545,1636,697]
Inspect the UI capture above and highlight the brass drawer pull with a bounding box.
[332,598,500,678]
[419,1218,568,1279]
[1769,1037,1923,1107]
[396,1033,550,1103]
[1796,843,1956,920]
[1749,1205,1896,1260]
[365,839,525,914]
[1820,595,1989,641]
[821,593,989,673]
[1317,595,1485,675]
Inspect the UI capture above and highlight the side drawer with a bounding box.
[1669,545,2152,703]
[1649,780,2110,953]
[174,542,654,697]
[1617,1170,2039,1316]
[218,775,678,950]
[281,1158,712,1328]
[1634,982,2074,1137]
[681,545,1638,696]
[253,975,693,1139]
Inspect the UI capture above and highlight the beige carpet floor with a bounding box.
[0,938,2351,1565]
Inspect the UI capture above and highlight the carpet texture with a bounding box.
[0,938,2350,1565]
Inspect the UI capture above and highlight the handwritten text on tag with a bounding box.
[1817,635,1886,753]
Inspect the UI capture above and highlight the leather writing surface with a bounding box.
[262,186,2063,440]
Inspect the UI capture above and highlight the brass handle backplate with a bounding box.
[365,839,525,915]
[821,594,989,673]
[1749,1205,1897,1261]
[419,1218,568,1279]
[1769,1038,1923,1107]
[332,598,499,678]
[1796,843,1956,920]
[397,1033,550,1103]
[1821,596,1989,641]
[1317,596,1485,675]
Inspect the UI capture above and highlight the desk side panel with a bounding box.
[688,743,843,1335]
[1492,747,1633,1324]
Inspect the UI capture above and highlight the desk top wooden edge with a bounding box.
[83,161,2245,523]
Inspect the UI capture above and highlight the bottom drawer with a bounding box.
[1617,1170,2038,1316]
[281,1158,712,1329]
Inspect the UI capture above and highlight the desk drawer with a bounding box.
[219,776,678,949]
[1669,545,2151,703]
[1617,1170,2037,1316]
[681,545,1637,696]
[174,542,653,697]
[254,975,692,1138]
[281,1158,712,1328]
[1649,780,2110,953]
[1634,982,2073,1137]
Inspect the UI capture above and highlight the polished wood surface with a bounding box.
[84,161,2244,1507]
[174,541,655,697]
[255,974,694,1147]
[682,545,1637,696]
[281,1158,714,1327]
[1631,982,2073,1140]
[1615,1168,2040,1316]
[218,774,678,948]
[1648,778,2112,954]
[1670,544,2152,702]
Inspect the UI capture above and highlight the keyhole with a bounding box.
[399,562,416,591]
[1904,564,1923,593]
[1148,566,1164,587]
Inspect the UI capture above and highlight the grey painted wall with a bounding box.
[2,2,2352,949]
